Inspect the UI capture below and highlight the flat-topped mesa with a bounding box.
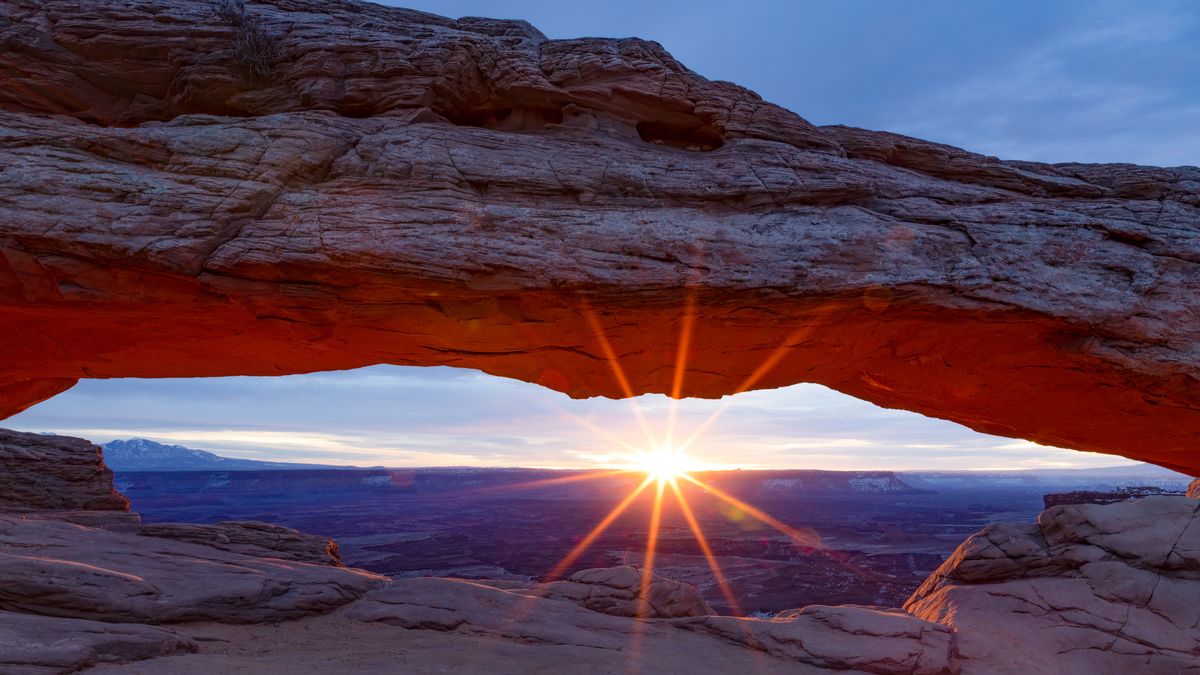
[1,0,1199,471]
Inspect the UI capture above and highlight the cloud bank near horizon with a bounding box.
[7,366,1134,471]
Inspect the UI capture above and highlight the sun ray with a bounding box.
[556,409,646,455]
[581,304,660,450]
[635,478,668,618]
[681,473,822,549]
[663,291,696,451]
[465,469,634,497]
[676,313,831,455]
[544,475,655,582]
[668,478,742,615]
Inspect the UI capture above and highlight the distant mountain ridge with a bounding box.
[101,438,349,472]
[901,463,1192,491]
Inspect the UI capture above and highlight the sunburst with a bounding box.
[531,296,827,620]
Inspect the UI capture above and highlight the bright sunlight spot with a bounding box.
[633,446,692,483]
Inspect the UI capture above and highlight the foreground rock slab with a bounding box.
[1,0,1199,472]
[138,520,344,566]
[0,611,195,674]
[907,496,1200,674]
[677,605,955,675]
[529,565,713,618]
[0,514,386,624]
[86,613,808,675]
[342,577,952,673]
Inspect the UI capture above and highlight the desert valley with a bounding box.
[106,439,1193,615]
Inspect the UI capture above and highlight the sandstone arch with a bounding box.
[1,0,1198,472]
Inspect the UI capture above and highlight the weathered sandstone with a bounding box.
[532,565,713,618]
[0,611,195,674]
[0,0,1197,471]
[676,605,955,675]
[138,520,343,566]
[907,496,1200,674]
[0,514,386,623]
[0,428,128,512]
[342,576,951,674]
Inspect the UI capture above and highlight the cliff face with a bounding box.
[0,428,129,512]
[1,0,1199,471]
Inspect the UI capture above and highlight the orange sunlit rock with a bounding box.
[1,0,1198,473]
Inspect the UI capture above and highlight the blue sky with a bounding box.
[9,1,1199,470]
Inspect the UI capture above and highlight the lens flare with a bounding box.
[534,296,835,624]
[633,446,691,483]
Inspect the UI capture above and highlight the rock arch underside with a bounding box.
[1,0,1198,474]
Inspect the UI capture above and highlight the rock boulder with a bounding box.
[907,496,1200,674]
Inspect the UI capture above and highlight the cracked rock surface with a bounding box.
[0,513,386,624]
[907,496,1200,674]
[529,565,714,618]
[342,576,950,674]
[0,428,129,513]
[0,611,196,675]
[137,520,344,566]
[0,0,1198,471]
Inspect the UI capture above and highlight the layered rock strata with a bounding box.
[0,429,128,512]
[0,611,196,674]
[907,496,1200,673]
[0,514,385,624]
[532,565,713,618]
[0,0,1198,472]
[138,520,344,566]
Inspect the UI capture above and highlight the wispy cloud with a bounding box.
[8,366,1138,471]
[887,4,1200,164]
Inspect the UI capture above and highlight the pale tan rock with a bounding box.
[534,565,713,618]
[0,611,195,674]
[86,611,813,675]
[676,605,954,675]
[138,520,343,566]
[907,496,1200,674]
[0,514,386,624]
[0,0,1198,472]
[342,576,952,673]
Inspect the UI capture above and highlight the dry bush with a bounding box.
[213,0,281,80]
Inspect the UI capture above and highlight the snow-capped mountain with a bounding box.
[101,438,346,472]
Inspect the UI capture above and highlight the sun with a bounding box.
[634,446,691,483]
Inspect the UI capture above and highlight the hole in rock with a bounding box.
[11,365,1185,617]
[636,120,725,150]
[440,105,566,131]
